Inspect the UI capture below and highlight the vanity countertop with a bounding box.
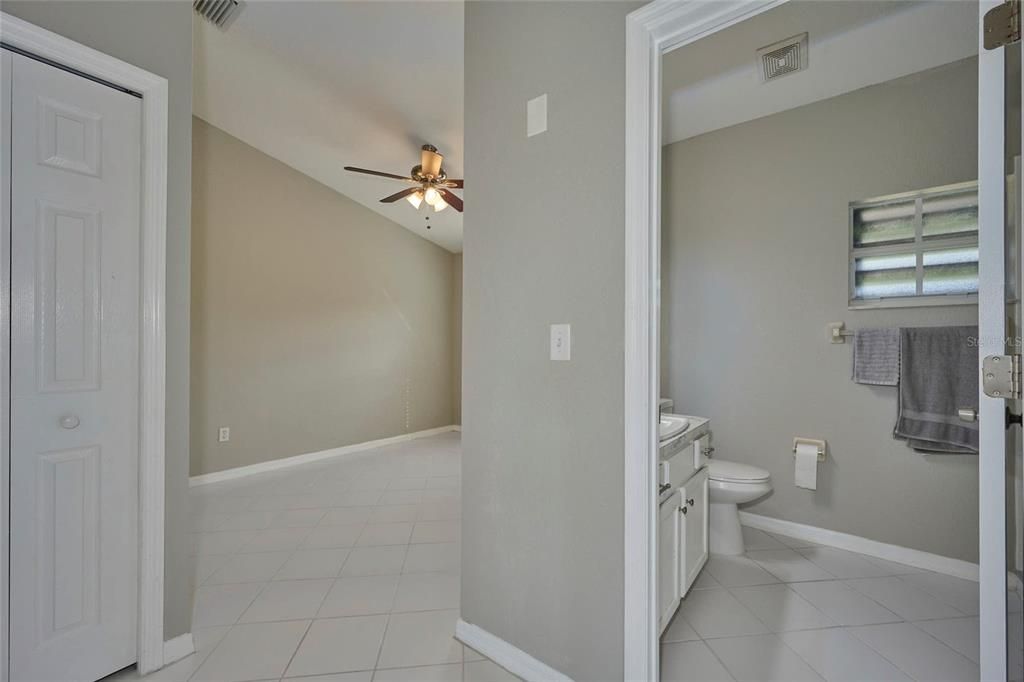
[659,414,710,461]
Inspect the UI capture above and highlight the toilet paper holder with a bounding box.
[792,437,827,462]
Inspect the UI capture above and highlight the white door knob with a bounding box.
[59,415,80,429]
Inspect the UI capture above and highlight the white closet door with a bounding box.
[8,51,142,682]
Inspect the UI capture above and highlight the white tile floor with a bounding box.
[104,431,1021,682]
[108,432,520,682]
[660,526,1014,682]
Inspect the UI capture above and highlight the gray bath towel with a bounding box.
[894,326,978,454]
[853,328,900,386]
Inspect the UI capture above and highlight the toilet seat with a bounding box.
[707,459,770,484]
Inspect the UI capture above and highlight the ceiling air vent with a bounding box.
[757,33,808,82]
[193,0,242,29]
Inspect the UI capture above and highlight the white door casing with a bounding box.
[624,2,788,678]
[0,13,169,678]
[8,51,142,682]
[1,49,12,682]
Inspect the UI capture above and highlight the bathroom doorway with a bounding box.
[625,1,1022,680]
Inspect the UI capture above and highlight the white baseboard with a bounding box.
[189,425,459,487]
[455,619,572,682]
[452,425,462,432]
[739,511,979,582]
[162,632,195,666]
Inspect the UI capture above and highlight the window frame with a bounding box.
[848,180,979,309]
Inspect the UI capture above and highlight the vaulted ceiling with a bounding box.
[194,1,464,252]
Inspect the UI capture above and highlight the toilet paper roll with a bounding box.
[794,442,818,490]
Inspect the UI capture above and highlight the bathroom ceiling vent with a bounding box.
[193,0,242,29]
[757,33,808,82]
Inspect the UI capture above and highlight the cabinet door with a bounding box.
[680,468,709,597]
[658,490,682,633]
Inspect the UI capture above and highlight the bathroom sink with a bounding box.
[659,414,690,442]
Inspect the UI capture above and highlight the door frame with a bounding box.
[626,2,1006,680]
[0,12,169,677]
[623,2,788,676]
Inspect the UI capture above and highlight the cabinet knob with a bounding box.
[680,506,687,515]
[687,498,695,507]
[701,446,715,456]
[658,483,671,494]
[59,414,80,430]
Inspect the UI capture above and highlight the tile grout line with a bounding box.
[370,611,393,679]
[278,618,315,680]
[840,574,970,621]
[842,620,947,680]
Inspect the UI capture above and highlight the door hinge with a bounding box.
[985,0,1021,50]
[983,354,1022,399]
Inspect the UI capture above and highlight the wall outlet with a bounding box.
[218,426,230,443]
[550,323,571,361]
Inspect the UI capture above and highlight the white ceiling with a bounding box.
[194,1,465,252]
[662,0,978,146]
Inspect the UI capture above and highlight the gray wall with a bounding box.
[453,253,462,424]
[662,59,980,562]
[191,118,457,475]
[1,0,194,637]
[463,2,637,678]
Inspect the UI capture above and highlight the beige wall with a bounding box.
[662,59,979,562]
[463,2,637,678]
[453,253,463,424]
[2,0,195,637]
[191,118,457,475]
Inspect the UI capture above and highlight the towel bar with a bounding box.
[827,322,855,344]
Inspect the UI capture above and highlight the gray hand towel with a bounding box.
[852,328,900,386]
[893,326,978,454]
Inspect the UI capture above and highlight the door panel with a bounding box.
[8,51,142,682]
[37,446,100,640]
[37,202,101,393]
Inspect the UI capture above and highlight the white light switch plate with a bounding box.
[550,323,571,361]
[527,94,548,137]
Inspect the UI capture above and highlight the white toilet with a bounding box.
[705,458,772,555]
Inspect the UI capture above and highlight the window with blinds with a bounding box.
[849,181,978,308]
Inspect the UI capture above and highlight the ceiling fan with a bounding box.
[345,144,463,213]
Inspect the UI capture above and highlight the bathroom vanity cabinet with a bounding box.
[679,468,709,592]
[658,490,682,629]
[657,433,711,634]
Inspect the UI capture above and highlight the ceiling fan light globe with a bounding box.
[433,199,448,213]
[424,187,441,206]
[406,190,424,209]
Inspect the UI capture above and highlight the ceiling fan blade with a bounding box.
[344,166,416,182]
[438,188,463,212]
[443,179,463,188]
[380,187,421,203]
